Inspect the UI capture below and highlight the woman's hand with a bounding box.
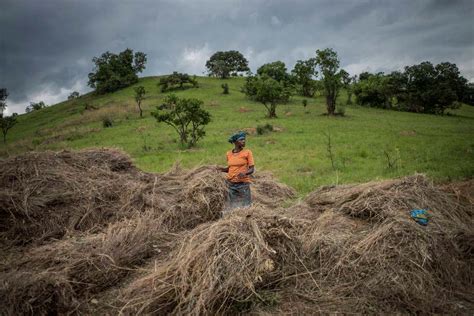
[216,166,229,173]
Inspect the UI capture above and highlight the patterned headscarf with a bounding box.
[228,131,246,144]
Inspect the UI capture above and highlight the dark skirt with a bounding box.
[227,181,251,210]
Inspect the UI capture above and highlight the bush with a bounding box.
[68,91,80,100]
[102,117,113,128]
[221,83,229,94]
[159,72,198,92]
[25,101,47,113]
[256,124,273,135]
[336,105,346,116]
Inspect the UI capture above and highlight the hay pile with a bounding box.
[118,207,305,315]
[0,149,149,245]
[1,149,473,315]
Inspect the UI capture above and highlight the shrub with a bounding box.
[221,83,229,94]
[336,105,346,116]
[158,72,198,92]
[256,124,273,135]
[68,91,80,100]
[102,117,113,128]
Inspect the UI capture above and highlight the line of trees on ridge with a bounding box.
[4,47,472,148]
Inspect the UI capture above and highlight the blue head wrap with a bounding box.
[228,131,246,144]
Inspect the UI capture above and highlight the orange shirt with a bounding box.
[226,149,254,183]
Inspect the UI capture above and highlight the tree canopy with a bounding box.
[205,51,249,79]
[151,94,211,148]
[88,48,147,94]
[353,61,469,114]
[242,74,291,118]
[25,101,47,113]
[291,58,318,97]
[257,61,291,83]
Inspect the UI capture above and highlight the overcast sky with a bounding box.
[1,0,473,114]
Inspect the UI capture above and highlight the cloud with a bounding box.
[1,0,473,114]
[177,44,212,75]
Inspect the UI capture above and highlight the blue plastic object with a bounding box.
[410,209,429,226]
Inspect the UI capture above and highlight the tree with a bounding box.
[347,75,357,105]
[353,62,468,114]
[462,83,474,106]
[257,61,291,83]
[151,94,211,148]
[88,48,147,94]
[134,86,146,118]
[242,75,291,118]
[315,48,345,115]
[399,61,467,114]
[205,51,249,79]
[68,91,80,100]
[353,73,393,108]
[291,58,318,97]
[340,69,351,104]
[25,101,47,113]
[359,72,371,81]
[0,113,18,144]
[158,72,198,92]
[0,88,8,118]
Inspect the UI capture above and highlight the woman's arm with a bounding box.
[217,166,229,173]
[246,165,255,176]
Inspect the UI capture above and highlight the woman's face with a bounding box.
[235,139,246,148]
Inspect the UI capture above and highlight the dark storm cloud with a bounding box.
[1,0,473,114]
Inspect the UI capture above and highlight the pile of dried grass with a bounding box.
[1,149,472,315]
[158,166,228,230]
[297,175,474,313]
[117,207,306,315]
[252,172,296,207]
[0,149,151,245]
[305,174,469,225]
[0,212,174,315]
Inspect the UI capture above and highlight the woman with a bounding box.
[218,131,255,210]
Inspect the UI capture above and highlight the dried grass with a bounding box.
[117,207,305,315]
[0,148,148,245]
[0,149,473,315]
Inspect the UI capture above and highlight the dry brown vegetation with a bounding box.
[0,149,472,315]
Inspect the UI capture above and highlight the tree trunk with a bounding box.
[326,95,336,115]
[347,92,352,105]
[268,104,277,118]
[138,101,143,118]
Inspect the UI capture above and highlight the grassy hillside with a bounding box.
[3,76,474,196]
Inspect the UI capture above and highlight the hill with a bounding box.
[2,76,474,195]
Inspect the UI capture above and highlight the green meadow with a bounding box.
[3,76,474,196]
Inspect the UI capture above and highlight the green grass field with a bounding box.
[3,76,474,196]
